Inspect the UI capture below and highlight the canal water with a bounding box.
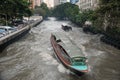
[0,17,120,80]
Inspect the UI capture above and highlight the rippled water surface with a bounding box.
[0,17,120,80]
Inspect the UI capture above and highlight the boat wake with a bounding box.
[57,64,70,74]
[39,52,58,65]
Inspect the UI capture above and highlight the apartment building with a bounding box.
[43,0,70,8]
[54,0,60,6]
[29,0,71,9]
[34,0,41,6]
[70,0,79,4]
[59,0,70,4]
[41,0,54,8]
[28,0,34,9]
[28,0,41,9]
[77,0,99,10]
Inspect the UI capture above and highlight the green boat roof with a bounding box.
[53,33,85,58]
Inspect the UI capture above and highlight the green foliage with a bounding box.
[0,0,32,17]
[40,3,50,18]
[75,13,86,26]
[53,3,79,20]
[34,3,50,18]
[53,0,120,38]
[107,27,120,35]
[0,0,32,25]
[53,3,94,27]
[48,8,54,17]
[34,8,46,16]
[93,0,120,36]
[71,10,94,27]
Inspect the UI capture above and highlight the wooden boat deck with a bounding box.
[53,33,84,58]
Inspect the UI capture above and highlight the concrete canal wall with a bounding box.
[0,25,30,45]
[0,18,43,52]
[30,19,43,27]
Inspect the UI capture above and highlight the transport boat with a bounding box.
[61,25,72,31]
[50,34,88,76]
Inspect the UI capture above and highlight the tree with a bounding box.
[34,7,46,17]
[93,0,120,37]
[34,3,49,18]
[53,3,79,20]
[0,0,32,25]
[53,2,94,27]
[85,0,120,40]
[40,3,49,18]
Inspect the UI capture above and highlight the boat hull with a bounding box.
[50,34,85,76]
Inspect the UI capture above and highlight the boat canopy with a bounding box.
[71,57,87,66]
[53,32,84,58]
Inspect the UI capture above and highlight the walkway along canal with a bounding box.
[0,18,43,52]
[0,17,120,80]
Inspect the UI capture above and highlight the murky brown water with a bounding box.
[0,17,120,80]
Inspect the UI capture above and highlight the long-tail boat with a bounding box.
[50,33,88,76]
[61,25,72,31]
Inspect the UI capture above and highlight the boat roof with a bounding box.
[52,33,84,58]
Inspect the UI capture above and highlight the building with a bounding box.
[54,0,60,6]
[42,0,55,8]
[76,0,99,10]
[28,0,35,9]
[30,0,60,8]
[28,0,41,9]
[29,0,71,9]
[34,0,41,6]
[54,0,70,6]
[59,0,70,4]
[70,0,79,4]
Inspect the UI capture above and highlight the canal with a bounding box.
[0,17,120,80]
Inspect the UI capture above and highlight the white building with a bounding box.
[42,0,55,8]
[59,0,70,4]
[76,0,99,10]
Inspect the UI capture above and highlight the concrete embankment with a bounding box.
[82,26,120,49]
[101,36,120,49]
[30,19,43,27]
[0,18,43,52]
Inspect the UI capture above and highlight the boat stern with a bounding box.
[71,65,88,72]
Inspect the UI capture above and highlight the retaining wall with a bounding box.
[0,18,43,52]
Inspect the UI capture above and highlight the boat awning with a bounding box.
[53,33,84,58]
